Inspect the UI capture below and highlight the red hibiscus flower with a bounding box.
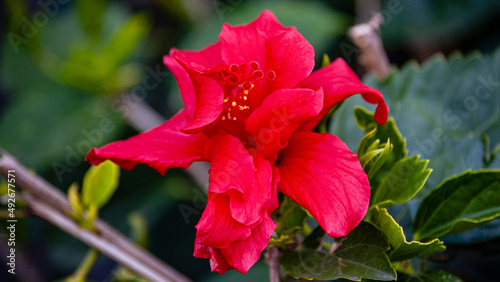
[86,10,388,274]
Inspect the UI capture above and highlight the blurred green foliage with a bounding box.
[1,0,500,281]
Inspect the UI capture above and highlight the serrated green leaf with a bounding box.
[361,50,500,192]
[370,207,445,262]
[397,270,462,282]
[354,107,407,188]
[333,48,500,243]
[280,222,396,281]
[413,170,500,241]
[371,156,432,208]
[82,160,120,208]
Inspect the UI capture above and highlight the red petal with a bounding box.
[85,110,208,175]
[194,211,276,274]
[181,74,225,133]
[249,10,294,40]
[219,21,267,67]
[298,58,388,131]
[220,214,276,273]
[194,194,254,249]
[206,135,273,225]
[277,132,370,237]
[218,10,293,66]
[170,41,223,72]
[193,243,233,274]
[246,88,323,160]
[163,51,196,117]
[266,29,315,92]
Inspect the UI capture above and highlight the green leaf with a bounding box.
[101,13,149,69]
[413,170,500,241]
[82,160,120,208]
[322,54,331,68]
[354,107,407,188]
[370,207,445,262]
[333,48,500,243]
[396,270,462,282]
[68,183,83,220]
[280,222,396,281]
[360,139,393,180]
[371,156,432,208]
[77,0,106,41]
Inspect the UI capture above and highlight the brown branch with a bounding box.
[348,12,391,79]
[0,149,191,282]
[265,244,282,282]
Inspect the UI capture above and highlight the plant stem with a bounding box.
[265,244,281,282]
[69,249,99,282]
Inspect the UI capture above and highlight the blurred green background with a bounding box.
[1,0,500,281]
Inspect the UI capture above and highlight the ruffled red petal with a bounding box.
[85,110,208,175]
[246,88,323,160]
[298,58,388,131]
[277,132,370,237]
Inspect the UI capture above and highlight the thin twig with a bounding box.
[348,12,391,79]
[0,149,191,282]
[265,244,281,282]
[22,193,169,282]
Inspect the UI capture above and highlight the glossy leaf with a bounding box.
[82,160,120,208]
[333,49,500,243]
[396,270,462,282]
[371,155,432,208]
[280,222,396,281]
[370,207,445,262]
[413,170,500,241]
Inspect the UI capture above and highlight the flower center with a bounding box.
[217,61,276,122]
